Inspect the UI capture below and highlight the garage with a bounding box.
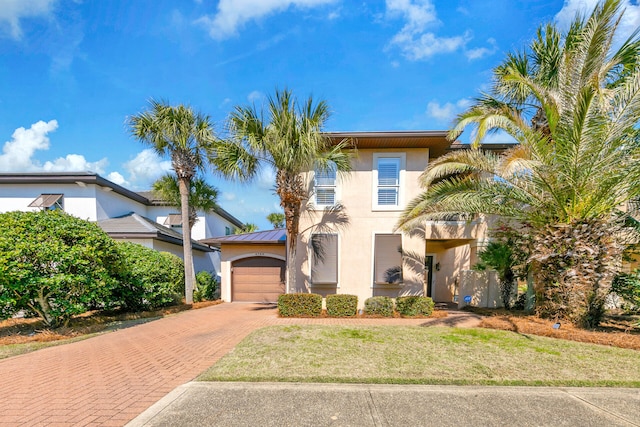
[232,257,285,302]
[199,229,287,303]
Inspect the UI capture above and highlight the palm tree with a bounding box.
[398,0,640,327]
[233,223,259,234]
[266,212,285,228]
[152,174,219,229]
[128,100,216,304]
[211,89,352,292]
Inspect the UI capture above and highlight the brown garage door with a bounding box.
[232,257,286,302]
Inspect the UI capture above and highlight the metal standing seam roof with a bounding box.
[200,228,287,247]
[98,212,213,252]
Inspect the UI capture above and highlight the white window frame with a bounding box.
[372,153,405,211]
[312,165,339,209]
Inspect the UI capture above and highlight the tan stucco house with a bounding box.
[204,131,512,307]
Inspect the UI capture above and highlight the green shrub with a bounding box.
[326,294,358,317]
[194,271,219,302]
[395,296,435,317]
[278,293,322,317]
[364,296,394,317]
[113,242,184,311]
[611,271,640,313]
[0,210,120,327]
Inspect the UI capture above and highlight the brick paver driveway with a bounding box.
[0,303,479,426]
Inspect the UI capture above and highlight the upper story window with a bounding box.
[373,153,405,210]
[225,226,232,235]
[314,164,337,207]
[29,194,64,211]
[163,214,183,229]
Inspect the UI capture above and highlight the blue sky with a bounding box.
[1,0,639,230]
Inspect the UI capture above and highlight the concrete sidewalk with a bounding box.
[128,382,640,427]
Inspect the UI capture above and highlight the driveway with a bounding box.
[0,303,474,426]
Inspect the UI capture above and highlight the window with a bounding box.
[373,154,405,210]
[225,226,231,236]
[314,164,337,207]
[311,234,338,284]
[164,214,182,228]
[28,194,63,211]
[373,234,403,284]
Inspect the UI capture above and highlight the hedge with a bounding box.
[326,294,358,317]
[278,293,322,317]
[364,296,394,317]
[395,296,435,317]
[194,271,220,302]
[113,242,183,311]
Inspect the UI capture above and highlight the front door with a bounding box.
[425,255,434,298]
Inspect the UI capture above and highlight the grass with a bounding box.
[198,325,640,387]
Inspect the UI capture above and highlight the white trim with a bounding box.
[372,152,406,211]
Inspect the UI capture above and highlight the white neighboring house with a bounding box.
[0,172,244,276]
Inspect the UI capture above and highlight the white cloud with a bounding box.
[122,149,173,189]
[0,0,56,39]
[555,0,640,42]
[0,120,58,171]
[222,192,237,201]
[0,119,114,177]
[247,90,264,103]
[385,0,471,60]
[107,171,128,186]
[43,154,108,174]
[196,0,337,40]
[465,38,498,61]
[426,98,472,122]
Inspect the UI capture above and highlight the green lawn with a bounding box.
[198,325,640,387]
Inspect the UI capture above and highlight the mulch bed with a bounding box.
[478,311,640,351]
[0,300,222,346]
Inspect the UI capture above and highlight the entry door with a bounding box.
[425,255,434,298]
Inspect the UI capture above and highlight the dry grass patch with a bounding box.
[199,325,640,387]
[476,312,640,351]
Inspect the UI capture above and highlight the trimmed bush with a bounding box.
[278,293,322,317]
[194,271,220,302]
[326,294,358,317]
[364,296,394,317]
[395,296,435,317]
[113,242,184,311]
[611,271,640,313]
[0,210,120,327]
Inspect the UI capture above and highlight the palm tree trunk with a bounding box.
[277,171,305,293]
[179,177,196,304]
[532,221,620,327]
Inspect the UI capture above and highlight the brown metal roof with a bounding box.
[200,228,286,247]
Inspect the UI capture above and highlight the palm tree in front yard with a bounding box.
[152,174,219,230]
[128,100,216,304]
[398,0,640,327]
[211,89,353,292]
